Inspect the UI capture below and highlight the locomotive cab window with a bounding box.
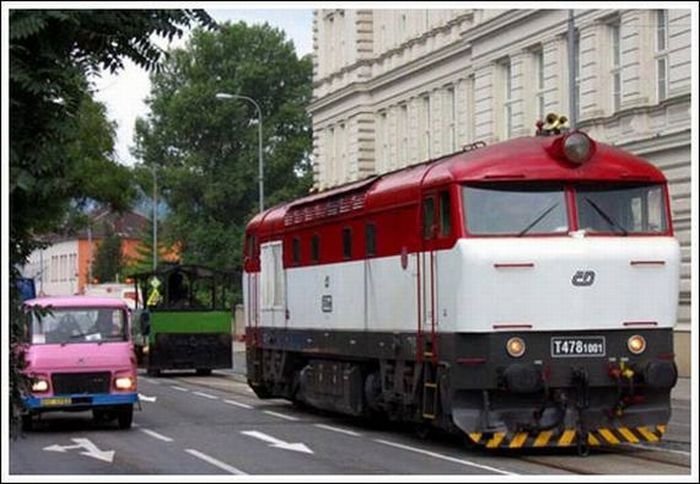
[422,197,436,239]
[311,234,320,263]
[439,191,452,236]
[463,183,568,235]
[291,237,301,265]
[342,227,352,259]
[575,183,668,234]
[365,223,377,257]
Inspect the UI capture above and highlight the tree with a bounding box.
[9,9,215,435]
[91,225,125,283]
[133,22,313,274]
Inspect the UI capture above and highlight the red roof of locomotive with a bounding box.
[248,134,667,232]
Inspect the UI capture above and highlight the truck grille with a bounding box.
[52,372,111,395]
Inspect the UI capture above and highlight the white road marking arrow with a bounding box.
[240,430,313,454]
[138,393,157,402]
[43,438,115,463]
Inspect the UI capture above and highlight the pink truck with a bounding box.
[21,296,139,430]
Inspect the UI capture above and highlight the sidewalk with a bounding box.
[672,376,691,402]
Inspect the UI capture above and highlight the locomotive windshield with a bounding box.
[463,182,668,236]
[576,183,668,234]
[463,184,568,235]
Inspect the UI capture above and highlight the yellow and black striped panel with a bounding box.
[467,425,666,449]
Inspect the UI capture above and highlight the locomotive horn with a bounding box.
[543,112,559,130]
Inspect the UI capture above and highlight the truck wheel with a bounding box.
[196,368,212,376]
[117,405,133,429]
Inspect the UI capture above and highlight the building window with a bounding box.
[444,86,456,153]
[365,223,376,257]
[534,48,545,121]
[656,10,669,101]
[610,21,622,112]
[657,10,668,51]
[503,59,513,139]
[398,103,408,166]
[378,111,389,172]
[342,227,352,259]
[422,94,431,160]
[326,127,335,185]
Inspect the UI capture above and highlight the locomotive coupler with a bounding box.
[608,359,637,417]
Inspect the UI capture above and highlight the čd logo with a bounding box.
[572,270,596,286]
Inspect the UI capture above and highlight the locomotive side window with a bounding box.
[422,197,436,239]
[365,223,377,257]
[311,234,320,263]
[576,183,667,234]
[342,227,352,259]
[463,184,567,235]
[292,237,301,266]
[439,191,452,236]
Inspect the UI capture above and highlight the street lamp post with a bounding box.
[152,164,158,272]
[215,92,264,213]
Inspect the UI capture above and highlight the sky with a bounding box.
[91,8,313,168]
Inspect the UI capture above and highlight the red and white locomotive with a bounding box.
[242,118,680,451]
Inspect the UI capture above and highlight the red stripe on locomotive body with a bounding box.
[244,134,670,272]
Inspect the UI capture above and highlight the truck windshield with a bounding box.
[463,184,568,235]
[576,183,668,235]
[31,308,127,344]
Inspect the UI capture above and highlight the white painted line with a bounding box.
[184,449,247,475]
[139,428,174,443]
[263,410,300,421]
[224,399,254,409]
[621,442,691,456]
[314,423,361,437]
[171,386,189,392]
[193,391,219,400]
[374,439,515,475]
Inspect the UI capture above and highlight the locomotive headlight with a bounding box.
[506,337,526,358]
[31,378,49,393]
[627,335,647,355]
[563,132,594,164]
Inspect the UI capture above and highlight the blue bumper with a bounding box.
[23,392,139,411]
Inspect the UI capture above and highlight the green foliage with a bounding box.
[134,22,313,274]
[9,9,214,436]
[91,225,125,283]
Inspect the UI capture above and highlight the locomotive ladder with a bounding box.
[417,250,439,420]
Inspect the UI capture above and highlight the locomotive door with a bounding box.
[418,195,438,362]
[260,241,286,328]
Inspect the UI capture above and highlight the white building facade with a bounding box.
[309,8,692,375]
[23,239,80,297]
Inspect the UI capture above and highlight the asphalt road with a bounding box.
[9,367,692,477]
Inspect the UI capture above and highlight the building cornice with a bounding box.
[313,12,474,89]
[310,39,472,116]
